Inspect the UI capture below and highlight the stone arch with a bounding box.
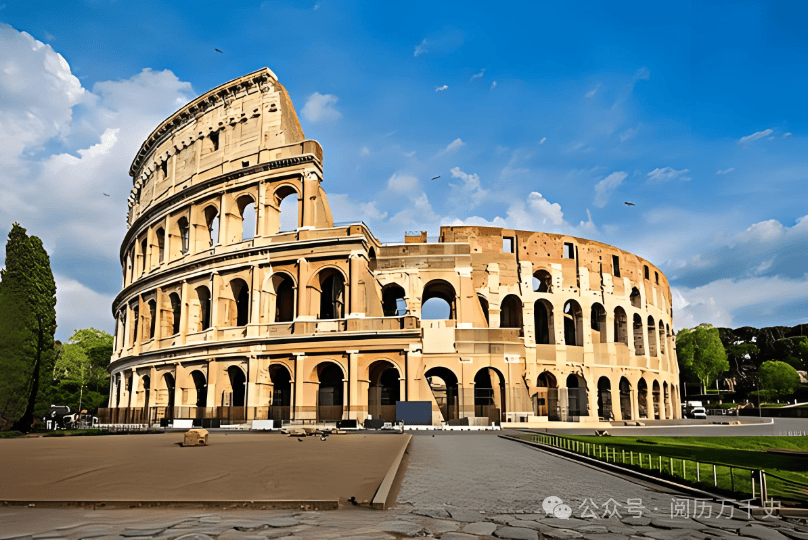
[535,371,557,417]
[177,216,190,254]
[425,366,459,421]
[563,300,583,346]
[613,306,628,345]
[474,367,506,423]
[566,373,588,417]
[500,294,523,335]
[637,378,648,419]
[478,294,490,326]
[652,380,661,419]
[421,279,456,320]
[204,205,219,247]
[590,302,607,344]
[141,375,151,409]
[663,381,671,418]
[633,314,645,355]
[192,285,211,332]
[658,319,666,354]
[534,299,555,345]
[224,365,246,407]
[275,184,300,233]
[310,267,346,319]
[263,272,296,323]
[147,298,157,339]
[367,360,401,422]
[313,361,345,422]
[630,287,642,308]
[533,269,553,293]
[169,292,181,335]
[269,364,292,406]
[160,372,175,410]
[236,194,257,242]
[156,227,165,263]
[597,376,613,420]
[189,369,207,408]
[619,377,632,420]
[647,316,658,357]
[223,278,250,327]
[382,283,407,317]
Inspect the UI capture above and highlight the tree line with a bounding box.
[0,223,112,431]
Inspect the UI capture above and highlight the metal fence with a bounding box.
[517,433,808,506]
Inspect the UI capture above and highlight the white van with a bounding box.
[689,407,707,419]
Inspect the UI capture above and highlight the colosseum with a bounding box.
[104,68,681,428]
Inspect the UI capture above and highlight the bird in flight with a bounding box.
[103,193,110,197]
[431,176,440,180]
[624,201,635,206]
[215,48,223,54]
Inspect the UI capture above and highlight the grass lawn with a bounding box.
[524,434,808,505]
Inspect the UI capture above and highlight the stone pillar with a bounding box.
[296,258,311,319]
[347,350,360,421]
[248,265,261,337]
[612,375,623,422]
[301,171,318,228]
[179,280,189,346]
[210,272,220,331]
[173,364,185,409]
[293,353,306,420]
[348,254,362,316]
[246,355,260,409]
[630,386,639,421]
[205,361,217,409]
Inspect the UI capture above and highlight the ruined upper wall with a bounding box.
[439,225,672,312]
[126,68,313,226]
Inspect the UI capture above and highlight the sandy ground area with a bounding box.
[0,432,408,504]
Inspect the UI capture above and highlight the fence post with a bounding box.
[760,470,768,505]
[669,457,673,476]
[713,465,717,487]
[730,467,735,493]
[658,456,662,474]
[696,462,700,482]
[622,449,626,463]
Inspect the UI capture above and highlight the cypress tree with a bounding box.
[0,223,57,431]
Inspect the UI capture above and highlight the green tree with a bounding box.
[0,223,57,431]
[52,329,112,412]
[758,360,801,399]
[677,324,730,392]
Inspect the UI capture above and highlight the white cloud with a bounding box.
[449,166,489,210]
[634,67,650,81]
[386,172,420,194]
[715,168,735,175]
[438,138,464,155]
[647,167,691,183]
[593,171,627,208]
[359,146,370,157]
[435,85,448,92]
[55,274,116,338]
[783,132,793,138]
[326,193,387,223]
[736,219,784,243]
[619,126,638,142]
[414,38,429,57]
[470,69,485,81]
[301,92,341,123]
[539,137,546,144]
[490,81,497,90]
[738,128,773,145]
[585,83,600,98]
[404,150,415,158]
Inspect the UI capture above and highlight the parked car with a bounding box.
[689,407,707,419]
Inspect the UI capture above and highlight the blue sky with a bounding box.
[0,1,806,340]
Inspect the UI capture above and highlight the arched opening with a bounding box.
[630,287,641,308]
[478,295,490,326]
[147,299,157,340]
[204,206,219,247]
[566,374,588,418]
[421,279,456,320]
[169,293,181,335]
[535,371,558,418]
[663,382,670,418]
[500,294,523,335]
[590,303,607,343]
[156,228,165,263]
[633,314,645,355]
[142,375,151,410]
[315,363,344,422]
[238,196,256,242]
[563,300,583,346]
[425,367,459,421]
[652,380,661,419]
[268,364,292,423]
[368,360,400,422]
[126,375,133,408]
[474,367,506,424]
[190,370,207,408]
[533,269,552,293]
[382,284,407,316]
[277,187,299,232]
[162,373,175,413]
[178,217,190,254]
[597,377,613,420]
[233,279,250,326]
[273,274,295,322]
[368,248,377,272]
[659,320,666,354]
[195,286,211,331]
[613,306,628,345]
[315,269,345,319]
[638,378,648,419]
[225,366,246,408]
[619,377,632,420]
[534,299,555,344]
[140,237,148,274]
[647,316,658,357]
[131,304,139,344]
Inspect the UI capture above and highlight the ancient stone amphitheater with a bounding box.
[105,68,680,427]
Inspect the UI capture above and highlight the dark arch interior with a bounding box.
[317,364,343,406]
[318,270,345,319]
[426,367,459,421]
[231,279,250,326]
[170,293,181,335]
[163,373,175,409]
[191,370,207,407]
[227,366,246,407]
[275,275,295,322]
[500,295,523,331]
[269,365,292,406]
[382,284,407,316]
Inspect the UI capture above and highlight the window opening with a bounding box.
[170,293,181,335]
[178,217,190,254]
[140,238,147,273]
[210,131,219,151]
[156,228,165,263]
[148,300,156,339]
[644,265,650,279]
[502,237,514,253]
[612,255,621,278]
[563,242,575,259]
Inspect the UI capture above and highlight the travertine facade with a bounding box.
[108,68,680,426]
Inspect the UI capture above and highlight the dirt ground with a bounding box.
[0,432,408,504]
